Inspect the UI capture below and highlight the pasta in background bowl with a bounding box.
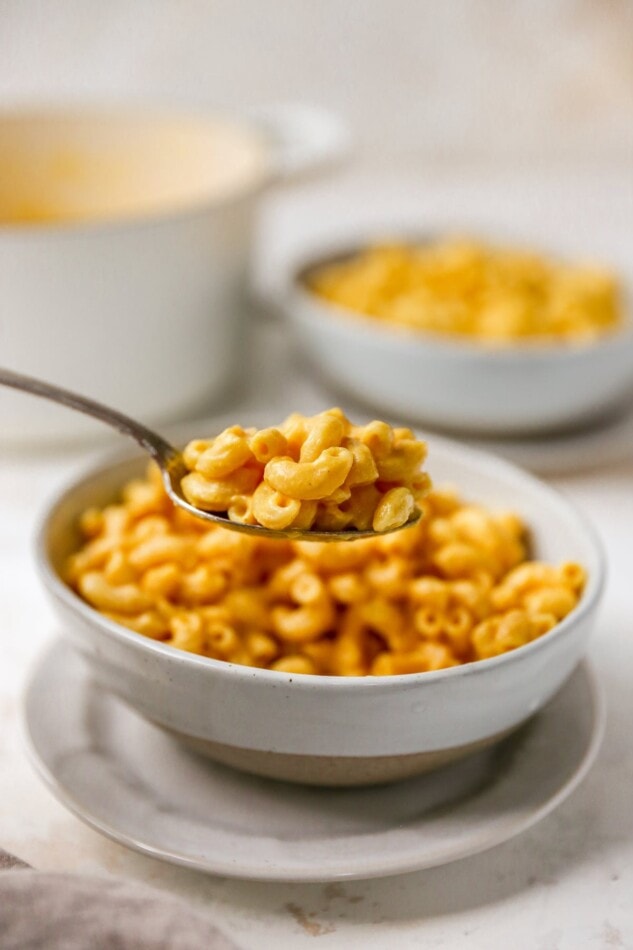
[306,239,623,345]
[282,236,633,435]
[36,435,604,786]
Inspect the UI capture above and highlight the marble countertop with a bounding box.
[2,175,633,948]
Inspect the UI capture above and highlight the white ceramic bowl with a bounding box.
[0,104,349,444]
[36,438,604,786]
[282,246,633,435]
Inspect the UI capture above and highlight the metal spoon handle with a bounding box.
[0,367,178,463]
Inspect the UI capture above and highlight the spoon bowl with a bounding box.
[0,367,420,542]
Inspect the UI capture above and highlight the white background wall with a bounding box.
[1,0,632,167]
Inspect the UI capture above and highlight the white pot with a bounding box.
[0,104,349,444]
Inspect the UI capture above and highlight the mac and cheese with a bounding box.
[66,464,586,676]
[180,410,429,534]
[306,239,621,344]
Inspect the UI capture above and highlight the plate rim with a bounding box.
[461,399,633,477]
[21,640,606,883]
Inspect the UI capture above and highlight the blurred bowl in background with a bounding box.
[0,104,349,445]
[281,240,633,436]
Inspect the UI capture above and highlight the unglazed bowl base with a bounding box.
[164,725,518,787]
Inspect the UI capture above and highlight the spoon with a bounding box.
[0,367,421,542]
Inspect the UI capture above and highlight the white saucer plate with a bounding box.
[23,640,604,883]
[461,399,633,476]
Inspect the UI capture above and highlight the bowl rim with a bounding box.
[284,239,633,360]
[35,433,606,690]
[0,103,271,237]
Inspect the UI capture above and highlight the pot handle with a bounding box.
[248,103,352,181]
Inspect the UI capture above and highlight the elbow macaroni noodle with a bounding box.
[180,410,430,534]
[306,239,622,344]
[66,462,586,676]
